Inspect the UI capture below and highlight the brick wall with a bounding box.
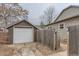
[0,32,9,44]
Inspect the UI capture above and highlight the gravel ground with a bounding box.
[0,42,67,56]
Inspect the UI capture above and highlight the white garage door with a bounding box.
[13,27,34,43]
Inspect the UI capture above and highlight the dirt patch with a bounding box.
[50,43,67,56]
[0,45,15,56]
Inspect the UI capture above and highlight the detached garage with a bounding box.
[7,20,38,44]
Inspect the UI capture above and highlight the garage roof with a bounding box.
[7,20,39,29]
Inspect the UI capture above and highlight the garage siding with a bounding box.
[8,27,13,44]
[34,29,37,42]
[14,21,32,27]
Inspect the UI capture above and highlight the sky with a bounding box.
[19,3,79,25]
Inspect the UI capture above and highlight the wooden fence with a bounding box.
[68,25,79,56]
[0,32,9,44]
[36,29,60,50]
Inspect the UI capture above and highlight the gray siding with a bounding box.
[8,27,13,44]
[56,7,79,22]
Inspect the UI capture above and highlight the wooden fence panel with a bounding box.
[0,32,9,44]
[76,26,79,55]
[45,30,50,46]
[49,30,55,50]
[36,29,60,50]
[55,32,60,50]
[40,30,44,44]
[68,26,79,56]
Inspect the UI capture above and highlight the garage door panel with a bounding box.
[13,28,34,43]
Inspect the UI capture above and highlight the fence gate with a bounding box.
[68,26,79,56]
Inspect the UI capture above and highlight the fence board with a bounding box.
[55,32,60,50]
[68,26,79,56]
[76,26,79,55]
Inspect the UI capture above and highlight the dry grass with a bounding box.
[0,42,67,56]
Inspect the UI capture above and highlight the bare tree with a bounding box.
[0,3,28,31]
[40,20,45,28]
[39,15,45,28]
[40,6,54,24]
[44,6,54,24]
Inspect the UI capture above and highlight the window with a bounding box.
[60,24,64,29]
[48,26,52,29]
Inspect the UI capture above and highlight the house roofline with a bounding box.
[54,5,79,22]
[46,5,79,26]
[46,15,79,26]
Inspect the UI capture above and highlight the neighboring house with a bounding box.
[7,20,38,44]
[46,5,79,40]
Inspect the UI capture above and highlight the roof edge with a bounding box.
[46,15,79,26]
[46,5,79,26]
[7,20,39,29]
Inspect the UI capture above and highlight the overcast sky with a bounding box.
[19,3,79,25]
